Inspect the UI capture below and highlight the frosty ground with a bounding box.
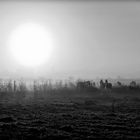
[0,91,140,140]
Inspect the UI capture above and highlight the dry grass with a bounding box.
[0,79,140,139]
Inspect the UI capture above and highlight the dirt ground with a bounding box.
[0,92,140,139]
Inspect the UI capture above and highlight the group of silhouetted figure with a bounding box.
[76,79,139,91]
[76,79,112,90]
[0,79,139,94]
[99,79,112,90]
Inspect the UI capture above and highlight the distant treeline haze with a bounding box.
[0,79,139,102]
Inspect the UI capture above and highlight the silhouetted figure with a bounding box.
[117,81,122,87]
[92,82,96,87]
[100,80,105,89]
[84,81,92,88]
[105,80,112,90]
[129,81,137,90]
[77,81,85,89]
[77,80,92,89]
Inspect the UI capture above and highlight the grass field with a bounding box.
[0,80,140,139]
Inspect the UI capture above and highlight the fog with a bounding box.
[0,1,140,79]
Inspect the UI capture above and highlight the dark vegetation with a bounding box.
[0,79,140,139]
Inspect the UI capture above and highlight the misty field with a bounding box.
[0,79,140,139]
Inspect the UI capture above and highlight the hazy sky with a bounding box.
[0,1,140,79]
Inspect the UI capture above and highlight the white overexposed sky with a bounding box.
[0,0,140,79]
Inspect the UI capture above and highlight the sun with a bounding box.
[8,23,52,67]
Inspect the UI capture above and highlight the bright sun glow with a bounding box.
[9,23,52,67]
